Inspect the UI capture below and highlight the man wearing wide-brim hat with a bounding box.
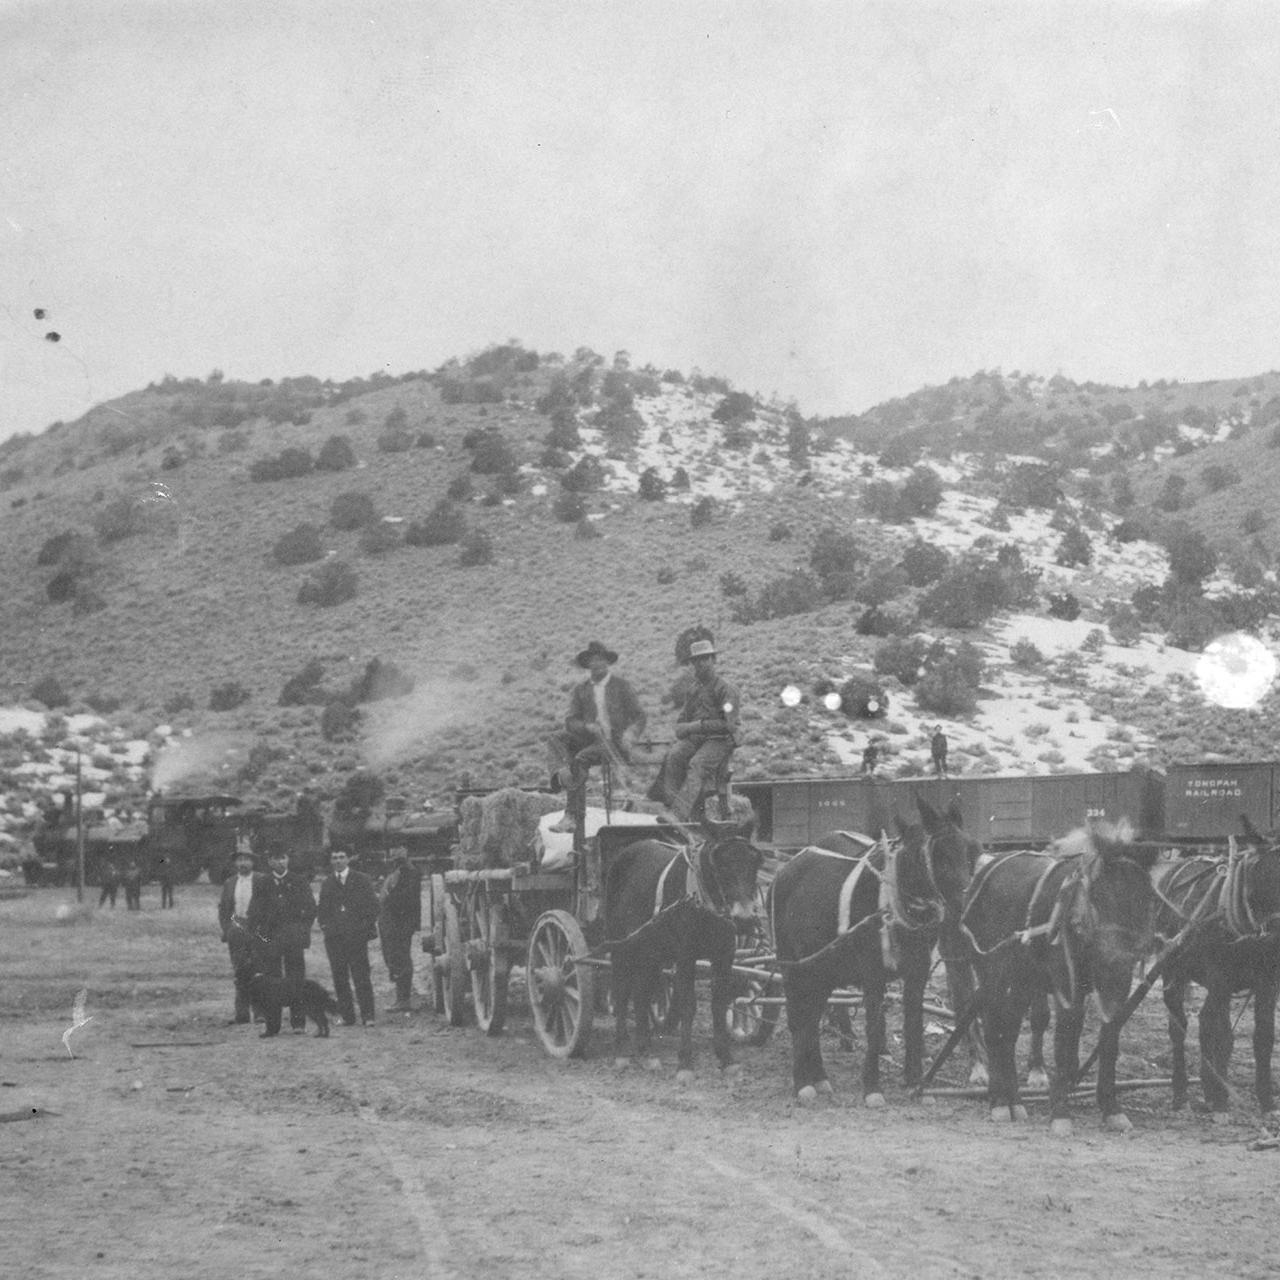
[546,641,648,834]
[653,638,742,822]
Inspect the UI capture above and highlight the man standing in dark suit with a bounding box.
[246,845,317,1036]
[317,848,380,1026]
[217,842,265,1025]
[378,847,422,1012]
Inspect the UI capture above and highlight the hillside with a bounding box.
[1,348,1278,838]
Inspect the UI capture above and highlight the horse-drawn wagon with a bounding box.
[423,787,767,1065]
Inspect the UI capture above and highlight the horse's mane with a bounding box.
[1050,817,1136,858]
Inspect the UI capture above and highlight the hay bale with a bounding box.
[455,788,563,870]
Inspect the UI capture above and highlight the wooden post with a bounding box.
[75,750,85,904]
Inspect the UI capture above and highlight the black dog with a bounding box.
[243,970,340,1038]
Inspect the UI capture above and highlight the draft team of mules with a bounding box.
[958,819,1172,1136]
[769,797,982,1107]
[1153,818,1280,1124]
[602,816,763,1082]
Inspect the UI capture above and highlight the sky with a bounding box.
[3,0,1280,441]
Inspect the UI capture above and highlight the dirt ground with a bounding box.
[2,885,1278,1280]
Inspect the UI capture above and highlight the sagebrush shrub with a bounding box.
[321,699,359,741]
[31,675,68,708]
[900,538,949,586]
[638,467,666,501]
[468,428,518,474]
[553,491,586,524]
[298,558,358,606]
[209,681,250,711]
[839,675,888,719]
[767,521,792,542]
[446,473,473,501]
[1046,591,1081,621]
[316,435,357,472]
[873,636,928,685]
[331,491,377,531]
[574,517,601,540]
[1009,637,1043,669]
[406,500,465,546]
[914,659,978,717]
[279,659,327,706]
[809,526,863,600]
[690,497,718,529]
[730,570,823,624]
[272,522,324,565]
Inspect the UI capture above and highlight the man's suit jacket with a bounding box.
[247,871,317,952]
[564,674,647,758]
[218,871,268,942]
[317,870,380,943]
[378,862,422,932]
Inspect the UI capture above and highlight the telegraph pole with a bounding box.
[75,750,85,904]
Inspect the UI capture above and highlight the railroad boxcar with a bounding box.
[1162,761,1276,844]
[736,767,1165,853]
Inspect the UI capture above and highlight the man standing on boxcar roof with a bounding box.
[546,640,648,834]
[655,638,741,822]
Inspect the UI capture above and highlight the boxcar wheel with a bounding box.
[440,895,471,1027]
[469,892,510,1036]
[527,910,595,1059]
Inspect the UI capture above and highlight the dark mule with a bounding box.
[771,797,981,1105]
[605,819,762,1079]
[961,821,1159,1135]
[1155,819,1280,1120]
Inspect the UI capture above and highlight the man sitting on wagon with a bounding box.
[547,640,648,835]
[653,638,741,822]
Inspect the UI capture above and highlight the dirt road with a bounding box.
[2,886,1276,1280]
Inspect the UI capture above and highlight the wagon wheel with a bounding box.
[430,874,447,1016]
[469,889,510,1036]
[726,972,781,1046]
[527,910,595,1059]
[439,894,471,1027]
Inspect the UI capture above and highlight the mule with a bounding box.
[605,818,762,1080]
[1155,819,1280,1120]
[771,797,981,1105]
[961,820,1159,1135]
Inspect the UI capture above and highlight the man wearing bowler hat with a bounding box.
[656,638,741,822]
[547,640,648,834]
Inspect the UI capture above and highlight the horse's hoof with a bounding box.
[613,1057,631,1070]
[1104,1112,1132,1133]
[676,1069,695,1087]
[1211,1111,1231,1126]
[968,1063,989,1087]
[1026,1068,1049,1091]
[815,1079,834,1096]
[1049,1118,1073,1138]
[990,1107,1012,1124]
[643,1057,663,1072]
[864,1092,886,1109]
[797,1085,819,1106]
[1011,1105,1028,1122]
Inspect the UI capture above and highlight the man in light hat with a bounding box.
[547,640,648,834]
[217,840,266,1024]
[655,638,741,822]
